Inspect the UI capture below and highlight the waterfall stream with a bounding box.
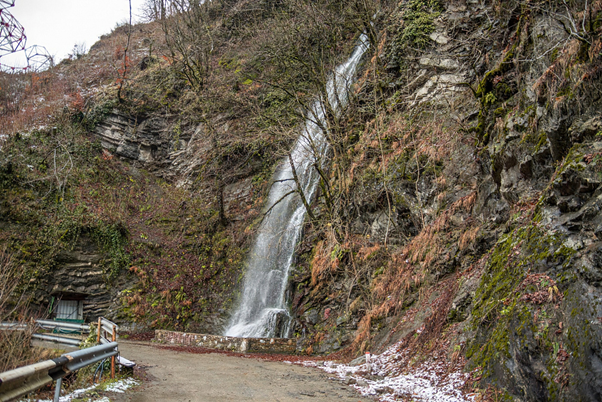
[224,35,369,338]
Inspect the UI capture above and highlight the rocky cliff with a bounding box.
[283,1,602,400]
[1,0,602,400]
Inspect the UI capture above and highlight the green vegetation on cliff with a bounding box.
[2,0,602,400]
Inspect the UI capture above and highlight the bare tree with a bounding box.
[118,0,133,102]
[160,0,219,90]
[140,0,167,21]
[0,247,38,373]
[69,42,88,60]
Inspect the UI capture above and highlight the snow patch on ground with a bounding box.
[103,378,139,393]
[29,378,139,402]
[304,342,475,402]
[31,384,97,402]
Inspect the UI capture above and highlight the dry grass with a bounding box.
[350,192,478,352]
[532,39,581,106]
[310,233,340,286]
[0,247,48,373]
[532,4,602,110]
[459,225,481,251]
[0,22,158,136]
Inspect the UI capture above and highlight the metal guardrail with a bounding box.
[0,342,118,402]
[2,317,118,348]
[1,320,90,348]
[36,319,89,334]
[0,319,90,333]
[97,317,118,379]
[0,323,27,331]
[32,333,82,347]
[98,317,118,342]
[0,316,123,401]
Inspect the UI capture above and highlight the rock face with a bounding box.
[286,1,602,401]
[92,111,256,221]
[32,237,129,322]
[55,0,601,399]
[93,112,198,184]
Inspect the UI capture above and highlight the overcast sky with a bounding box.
[2,0,147,68]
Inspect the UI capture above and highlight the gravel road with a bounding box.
[111,341,373,402]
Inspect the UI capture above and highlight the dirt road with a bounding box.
[112,341,373,402]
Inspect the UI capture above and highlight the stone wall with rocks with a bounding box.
[32,236,130,323]
[155,330,297,354]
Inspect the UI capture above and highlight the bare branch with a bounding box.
[260,190,297,223]
[118,0,133,101]
[288,152,316,222]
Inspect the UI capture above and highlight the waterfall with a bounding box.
[224,35,369,338]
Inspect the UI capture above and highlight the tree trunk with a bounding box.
[217,178,227,226]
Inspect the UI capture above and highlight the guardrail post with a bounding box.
[0,342,118,402]
[53,378,62,402]
[97,317,101,344]
[111,325,116,379]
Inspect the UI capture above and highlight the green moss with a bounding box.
[483,92,497,107]
[468,223,575,385]
[84,98,118,130]
[471,21,523,145]
[400,0,443,49]
[494,107,507,118]
[556,84,574,99]
[91,223,130,281]
[534,130,548,152]
[476,43,518,99]
[385,0,442,64]
[534,143,587,212]
[494,82,515,101]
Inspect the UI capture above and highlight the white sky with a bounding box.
[1,0,147,68]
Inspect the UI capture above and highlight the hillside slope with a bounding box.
[288,1,602,400]
[1,0,601,400]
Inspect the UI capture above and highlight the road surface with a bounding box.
[111,341,373,402]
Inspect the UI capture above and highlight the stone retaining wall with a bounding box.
[155,330,297,354]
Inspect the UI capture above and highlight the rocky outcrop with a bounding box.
[288,0,602,400]
[32,236,129,322]
[92,111,257,222]
[93,111,198,182]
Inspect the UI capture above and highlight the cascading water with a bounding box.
[225,35,369,338]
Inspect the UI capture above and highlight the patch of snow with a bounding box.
[25,378,138,402]
[32,384,97,402]
[304,342,475,402]
[103,378,139,393]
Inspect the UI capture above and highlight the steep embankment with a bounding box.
[0,1,370,333]
[287,1,602,401]
[1,0,601,400]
